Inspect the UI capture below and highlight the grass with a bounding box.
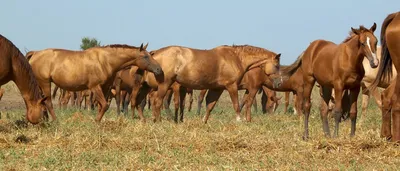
[0,82,399,170]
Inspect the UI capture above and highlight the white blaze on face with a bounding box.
[366,37,379,66]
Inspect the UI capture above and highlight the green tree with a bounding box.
[80,37,101,50]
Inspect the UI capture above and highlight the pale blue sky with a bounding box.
[1,0,398,64]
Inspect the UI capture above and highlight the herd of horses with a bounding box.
[1,11,400,142]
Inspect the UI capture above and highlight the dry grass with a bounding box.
[0,82,399,170]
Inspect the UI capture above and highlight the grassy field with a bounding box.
[0,82,399,170]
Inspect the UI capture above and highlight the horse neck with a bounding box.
[104,48,139,73]
[239,52,270,70]
[11,56,41,107]
[343,37,365,70]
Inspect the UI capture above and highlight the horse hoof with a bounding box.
[236,116,242,122]
[302,135,309,141]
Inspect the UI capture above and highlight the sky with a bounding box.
[0,0,399,65]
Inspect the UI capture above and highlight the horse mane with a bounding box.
[0,34,43,99]
[342,25,371,43]
[280,51,304,77]
[227,44,275,58]
[101,44,140,50]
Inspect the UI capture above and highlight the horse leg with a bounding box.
[77,91,83,109]
[197,89,207,115]
[94,85,109,122]
[187,89,194,112]
[332,85,344,138]
[381,81,395,140]
[153,83,172,122]
[302,76,315,140]
[347,87,361,137]
[172,85,180,123]
[202,89,224,123]
[371,86,382,108]
[283,92,290,114]
[226,84,242,121]
[252,95,258,113]
[39,81,56,122]
[239,90,249,112]
[131,85,150,122]
[123,92,130,114]
[360,82,370,118]
[245,88,258,121]
[163,89,173,112]
[120,90,128,114]
[178,86,187,122]
[261,90,267,114]
[320,86,333,138]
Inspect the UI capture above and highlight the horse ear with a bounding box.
[275,53,281,60]
[351,27,360,35]
[370,22,377,32]
[139,43,144,51]
[143,43,149,50]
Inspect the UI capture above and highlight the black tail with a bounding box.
[369,12,398,92]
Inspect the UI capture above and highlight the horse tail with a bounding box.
[369,12,398,92]
[280,51,304,77]
[25,51,36,61]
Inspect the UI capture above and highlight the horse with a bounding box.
[282,23,378,139]
[130,45,281,123]
[26,43,163,122]
[0,34,48,124]
[370,11,400,142]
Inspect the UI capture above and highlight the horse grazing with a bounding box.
[132,45,281,123]
[27,43,163,122]
[283,23,378,139]
[370,11,400,142]
[0,34,47,124]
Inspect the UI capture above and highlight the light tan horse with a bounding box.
[282,23,379,139]
[0,34,47,124]
[132,45,281,123]
[27,43,163,122]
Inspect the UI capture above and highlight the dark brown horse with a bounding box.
[283,23,378,139]
[0,34,47,124]
[133,45,281,123]
[27,43,163,122]
[370,11,400,142]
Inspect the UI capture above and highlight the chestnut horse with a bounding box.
[27,43,163,122]
[0,34,47,124]
[283,23,378,139]
[131,45,281,123]
[370,11,400,142]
